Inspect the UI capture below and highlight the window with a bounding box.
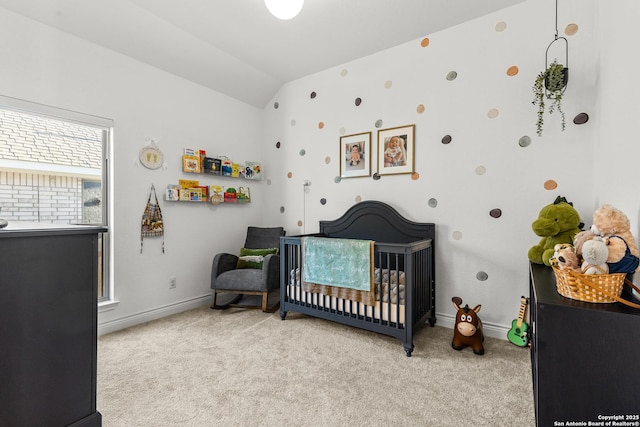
[0,95,112,303]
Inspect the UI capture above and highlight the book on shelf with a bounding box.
[210,185,224,205]
[237,186,251,202]
[221,158,233,176]
[224,187,237,203]
[203,157,221,175]
[244,161,262,180]
[166,185,180,201]
[182,155,201,173]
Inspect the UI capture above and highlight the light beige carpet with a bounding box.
[97,306,535,426]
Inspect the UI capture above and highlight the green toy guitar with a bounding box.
[507,296,529,347]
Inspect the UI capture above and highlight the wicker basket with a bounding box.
[552,266,626,304]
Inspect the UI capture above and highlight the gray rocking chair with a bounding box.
[210,226,285,312]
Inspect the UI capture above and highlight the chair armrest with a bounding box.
[262,253,281,292]
[211,253,239,287]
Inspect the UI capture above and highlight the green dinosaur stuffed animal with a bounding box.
[528,197,583,266]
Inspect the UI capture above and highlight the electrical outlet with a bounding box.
[169,276,177,289]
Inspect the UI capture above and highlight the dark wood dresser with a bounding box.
[0,224,105,426]
[529,262,640,426]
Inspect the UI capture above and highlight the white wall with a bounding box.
[0,8,269,333]
[4,0,637,339]
[263,0,601,335]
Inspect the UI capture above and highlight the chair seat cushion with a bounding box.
[214,269,270,292]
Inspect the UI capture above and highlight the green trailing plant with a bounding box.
[532,60,566,136]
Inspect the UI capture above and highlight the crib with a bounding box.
[279,200,436,356]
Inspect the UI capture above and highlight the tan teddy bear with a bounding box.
[573,204,639,274]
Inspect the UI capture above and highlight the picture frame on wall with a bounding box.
[340,131,372,178]
[377,124,415,176]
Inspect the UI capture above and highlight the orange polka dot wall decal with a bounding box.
[565,23,579,36]
[287,172,293,179]
[506,66,519,76]
[339,127,346,135]
[416,104,425,114]
[495,21,507,32]
[355,195,362,203]
[487,108,499,119]
[476,166,486,175]
[297,220,303,227]
[421,37,430,47]
[411,172,420,180]
[452,231,463,240]
[318,122,325,129]
[384,80,392,89]
[544,180,558,190]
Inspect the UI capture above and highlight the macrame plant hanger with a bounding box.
[544,0,569,97]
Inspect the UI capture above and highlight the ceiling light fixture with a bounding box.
[264,0,304,20]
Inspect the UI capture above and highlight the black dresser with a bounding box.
[0,224,105,426]
[529,262,640,426]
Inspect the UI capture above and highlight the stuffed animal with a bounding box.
[574,204,639,274]
[550,243,581,272]
[451,297,484,355]
[528,197,583,267]
[580,237,609,274]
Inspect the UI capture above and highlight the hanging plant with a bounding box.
[532,60,567,136]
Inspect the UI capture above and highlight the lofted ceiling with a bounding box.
[0,0,525,108]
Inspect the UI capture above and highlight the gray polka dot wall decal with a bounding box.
[276,141,281,148]
[573,113,589,125]
[372,173,380,180]
[495,21,507,32]
[384,80,392,89]
[489,208,502,218]
[266,179,272,185]
[518,136,532,147]
[280,206,285,213]
[442,135,452,144]
[274,102,279,109]
[290,119,296,126]
[355,97,362,106]
[297,220,303,227]
[476,271,489,281]
[334,176,341,183]
[452,231,463,240]
[325,156,331,164]
[446,71,457,81]
[339,127,346,135]
[476,166,486,175]
[375,119,383,128]
[355,195,362,203]
[341,69,348,77]
[299,149,306,156]
[310,91,317,99]
[320,198,327,205]
[428,198,438,208]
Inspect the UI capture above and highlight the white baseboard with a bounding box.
[436,312,509,340]
[98,294,211,336]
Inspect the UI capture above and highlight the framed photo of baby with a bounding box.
[377,124,415,176]
[340,132,371,178]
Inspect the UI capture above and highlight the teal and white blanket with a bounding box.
[302,237,374,291]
